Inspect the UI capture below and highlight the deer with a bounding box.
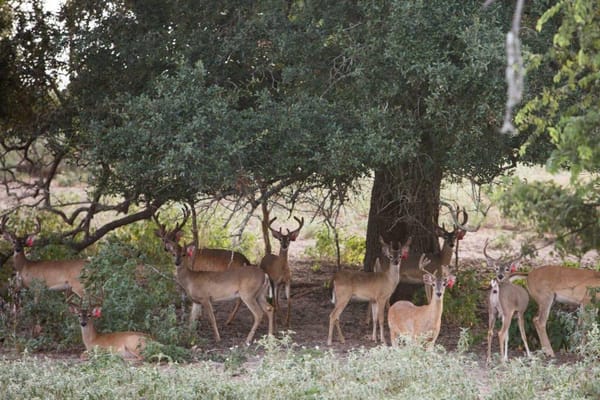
[363,236,413,325]
[510,264,600,357]
[327,237,412,346]
[387,254,455,349]
[259,216,304,329]
[397,202,472,303]
[0,216,86,298]
[484,240,531,363]
[163,238,274,345]
[68,296,150,360]
[153,208,251,326]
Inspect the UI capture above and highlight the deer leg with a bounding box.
[224,299,243,325]
[498,311,513,362]
[517,313,531,357]
[189,302,202,330]
[370,302,379,341]
[240,294,264,345]
[328,295,350,346]
[487,311,496,364]
[533,299,555,357]
[201,299,220,342]
[390,329,398,347]
[376,300,386,344]
[364,301,374,326]
[257,288,274,337]
[284,281,291,329]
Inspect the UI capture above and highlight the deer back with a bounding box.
[528,265,600,305]
[259,253,290,283]
[188,247,250,271]
[332,260,400,302]
[176,262,267,303]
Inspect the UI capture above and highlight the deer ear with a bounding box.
[446,275,457,288]
[91,307,102,318]
[457,230,466,240]
[175,231,184,241]
[510,260,520,272]
[186,245,195,257]
[25,235,35,247]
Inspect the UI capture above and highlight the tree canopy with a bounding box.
[3,0,587,261]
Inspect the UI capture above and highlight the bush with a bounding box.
[304,226,365,266]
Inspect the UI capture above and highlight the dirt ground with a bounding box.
[192,227,597,364]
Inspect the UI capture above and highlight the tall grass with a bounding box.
[1,329,599,399]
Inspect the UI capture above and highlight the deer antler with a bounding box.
[483,239,501,264]
[439,200,480,232]
[418,253,431,272]
[0,215,14,240]
[288,216,304,239]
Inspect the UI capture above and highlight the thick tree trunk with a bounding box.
[363,162,443,299]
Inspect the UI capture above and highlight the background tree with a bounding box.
[1,0,555,270]
[496,0,600,257]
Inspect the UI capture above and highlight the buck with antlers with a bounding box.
[68,296,150,360]
[398,202,472,302]
[328,237,411,346]
[163,237,273,345]
[510,263,600,357]
[0,216,86,298]
[484,240,531,363]
[154,208,251,326]
[387,254,455,348]
[259,216,304,329]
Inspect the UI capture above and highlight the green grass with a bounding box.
[1,330,599,400]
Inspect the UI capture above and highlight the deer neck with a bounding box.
[438,242,454,265]
[12,250,27,272]
[386,261,401,286]
[427,292,445,316]
[278,245,289,260]
[80,321,98,348]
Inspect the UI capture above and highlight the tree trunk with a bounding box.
[364,161,443,299]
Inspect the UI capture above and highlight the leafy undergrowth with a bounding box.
[1,329,599,400]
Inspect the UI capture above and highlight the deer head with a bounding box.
[380,236,412,265]
[1,215,42,253]
[268,216,304,251]
[483,239,521,281]
[153,206,191,249]
[419,254,456,294]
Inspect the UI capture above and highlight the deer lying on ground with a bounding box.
[1,216,85,298]
[164,239,273,345]
[68,297,150,360]
[328,237,411,346]
[153,209,251,326]
[484,240,531,363]
[259,216,304,329]
[510,263,600,357]
[387,254,455,349]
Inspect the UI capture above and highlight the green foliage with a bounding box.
[443,269,481,328]
[513,0,600,256]
[0,280,80,352]
[80,239,177,337]
[493,177,600,257]
[303,226,365,266]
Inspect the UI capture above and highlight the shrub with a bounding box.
[303,226,365,266]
